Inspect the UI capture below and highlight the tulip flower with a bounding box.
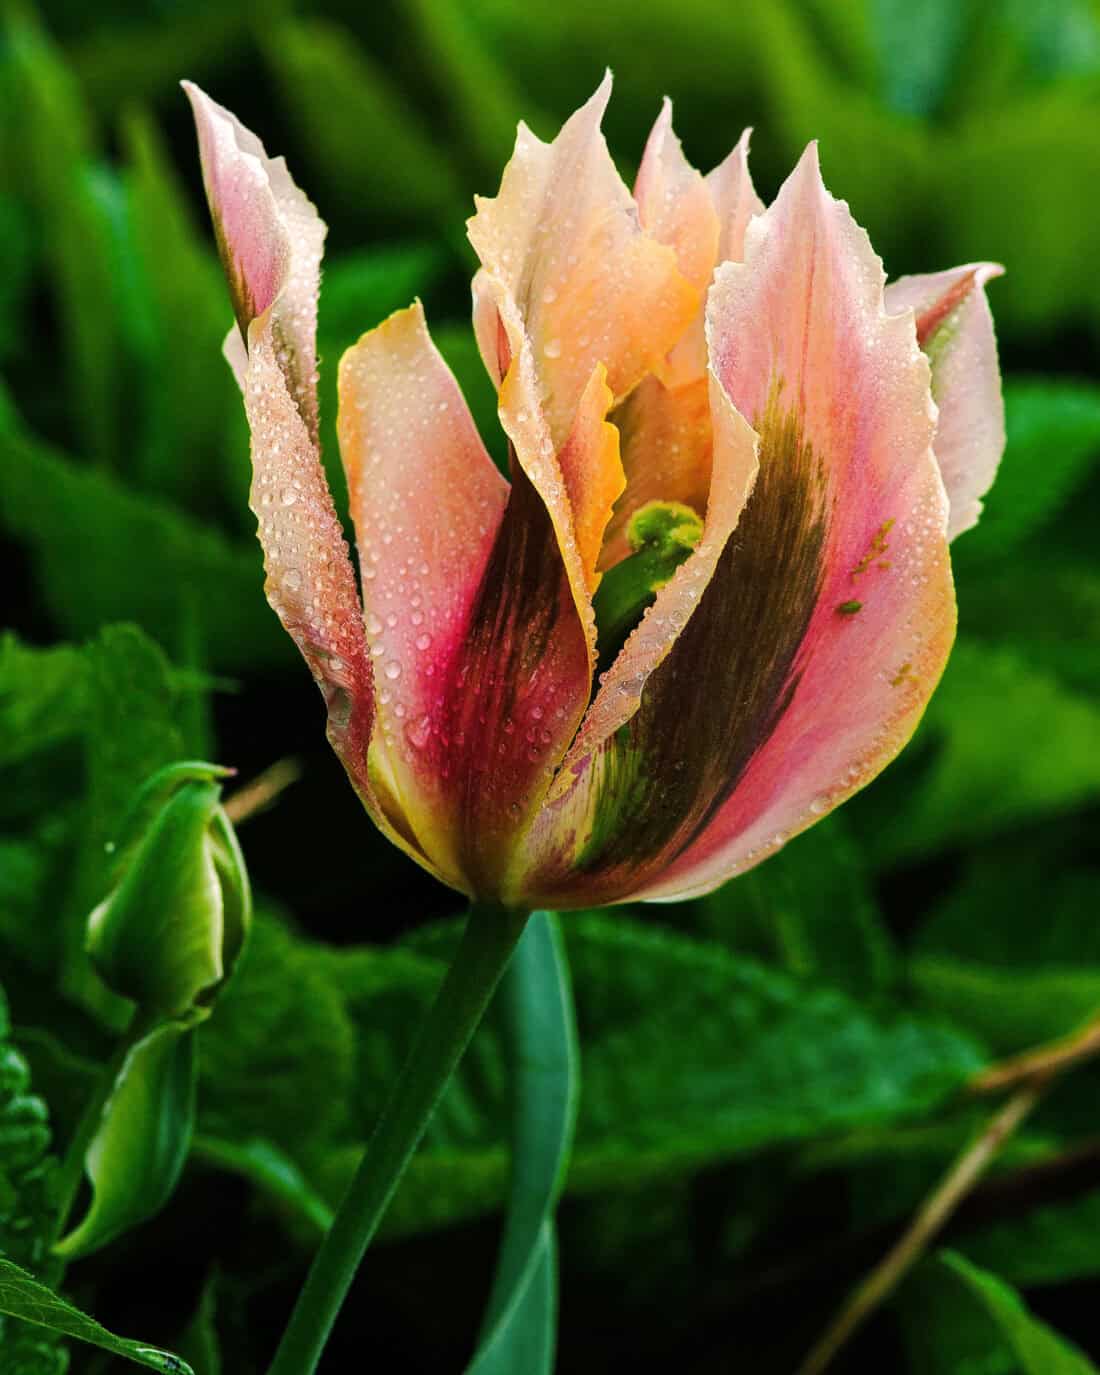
[184,77,1002,915]
[186,79,1002,1375]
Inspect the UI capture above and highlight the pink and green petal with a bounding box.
[445,462,595,900]
[885,263,1005,540]
[187,86,429,876]
[524,373,759,898]
[337,303,510,889]
[524,145,956,907]
[467,72,698,448]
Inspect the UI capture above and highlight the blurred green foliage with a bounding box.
[2,0,1100,1370]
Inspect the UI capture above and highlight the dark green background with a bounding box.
[3,0,1100,1371]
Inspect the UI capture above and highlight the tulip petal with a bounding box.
[467,72,698,447]
[183,81,323,440]
[886,264,1005,540]
[556,364,625,593]
[707,129,765,268]
[337,303,509,887]
[634,99,719,303]
[602,126,763,571]
[185,85,426,871]
[524,146,956,906]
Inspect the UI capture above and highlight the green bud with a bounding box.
[87,762,251,1022]
[54,764,252,1259]
[593,500,704,671]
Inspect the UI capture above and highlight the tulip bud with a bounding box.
[86,762,250,1022]
[56,763,251,1259]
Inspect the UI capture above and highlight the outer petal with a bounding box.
[886,264,1005,540]
[467,72,697,447]
[337,303,509,890]
[183,81,322,440]
[523,146,956,907]
[185,85,427,874]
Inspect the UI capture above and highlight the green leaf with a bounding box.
[957,378,1100,567]
[0,982,65,1371]
[0,1255,193,1374]
[261,19,461,227]
[469,912,578,1375]
[566,914,982,1176]
[960,1188,1100,1289]
[694,813,894,995]
[0,8,125,467]
[198,915,357,1157]
[402,0,531,176]
[190,1136,334,1236]
[900,1250,1099,1374]
[910,956,1100,1055]
[176,1271,222,1375]
[960,552,1100,695]
[938,92,1100,337]
[857,640,1100,863]
[63,626,186,1014]
[868,0,971,116]
[0,422,287,672]
[56,1019,198,1259]
[0,634,89,769]
[907,848,1100,1051]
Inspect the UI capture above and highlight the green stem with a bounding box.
[266,901,530,1375]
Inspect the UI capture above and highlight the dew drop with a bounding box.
[384,661,402,681]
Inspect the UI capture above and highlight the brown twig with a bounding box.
[969,1014,1100,1096]
[794,1078,1050,1375]
[223,757,302,825]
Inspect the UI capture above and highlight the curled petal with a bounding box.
[338,303,509,889]
[186,85,422,871]
[184,81,323,439]
[467,72,697,446]
[524,146,956,907]
[886,263,1005,540]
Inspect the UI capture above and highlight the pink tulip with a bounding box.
[185,75,1003,910]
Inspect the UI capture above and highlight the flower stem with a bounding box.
[266,900,531,1375]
